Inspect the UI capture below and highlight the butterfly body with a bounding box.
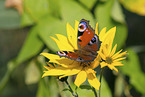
[56,19,101,62]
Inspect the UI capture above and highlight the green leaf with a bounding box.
[62,88,70,92]
[114,75,124,97]
[111,0,125,23]
[100,0,108,2]
[22,0,50,26]
[60,0,95,27]
[37,54,48,72]
[79,0,96,9]
[21,10,34,27]
[38,16,66,52]
[121,48,145,94]
[25,60,41,85]
[0,0,20,29]
[71,84,94,97]
[37,77,59,97]
[49,77,60,97]
[48,0,61,19]
[79,85,92,90]
[99,77,112,97]
[95,0,127,50]
[36,79,50,97]
[16,26,44,64]
[0,59,17,92]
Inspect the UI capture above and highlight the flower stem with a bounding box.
[99,68,104,97]
[92,87,98,97]
[64,80,78,97]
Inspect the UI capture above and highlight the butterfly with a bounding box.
[56,19,101,63]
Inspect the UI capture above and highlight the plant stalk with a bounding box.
[92,87,98,97]
[99,68,104,97]
[65,80,78,97]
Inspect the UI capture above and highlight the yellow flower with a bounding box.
[41,20,101,90]
[98,43,127,72]
[41,53,100,89]
[95,22,127,72]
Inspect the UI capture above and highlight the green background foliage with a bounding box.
[0,0,145,97]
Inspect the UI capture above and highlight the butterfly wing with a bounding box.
[77,34,101,62]
[78,19,100,53]
[77,19,95,48]
[56,51,85,62]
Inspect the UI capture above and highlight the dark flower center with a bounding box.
[106,57,113,64]
[80,62,91,68]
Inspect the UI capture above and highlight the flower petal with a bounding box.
[108,65,118,72]
[42,67,71,77]
[102,44,110,56]
[67,23,78,49]
[110,44,117,57]
[112,67,118,72]
[108,65,113,70]
[74,70,87,87]
[91,56,100,69]
[99,27,106,42]
[46,63,55,68]
[98,51,106,60]
[40,53,60,59]
[95,22,99,35]
[40,53,66,66]
[44,66,51,70]
[75,20,79,34]
[112,50,127,60]
[103,42,112,56]
[50,34,74,51]
[112,62,124,66]
[101,27,116,55]
[114,57,126,62]
[104,27,116,45]
[100,62,108,68]
[87,71,100,90]
[55,58,79,68]
[59,67,82,79]
[112,49,123,59]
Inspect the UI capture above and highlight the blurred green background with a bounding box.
[0,0,145,97]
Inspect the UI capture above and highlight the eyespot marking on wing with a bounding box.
[78,22,87,32]
[56,51,68,56]
[88,35,99,45]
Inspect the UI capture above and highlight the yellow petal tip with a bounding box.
[40,53,46,56]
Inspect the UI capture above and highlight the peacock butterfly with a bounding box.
[56,19,101,62]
